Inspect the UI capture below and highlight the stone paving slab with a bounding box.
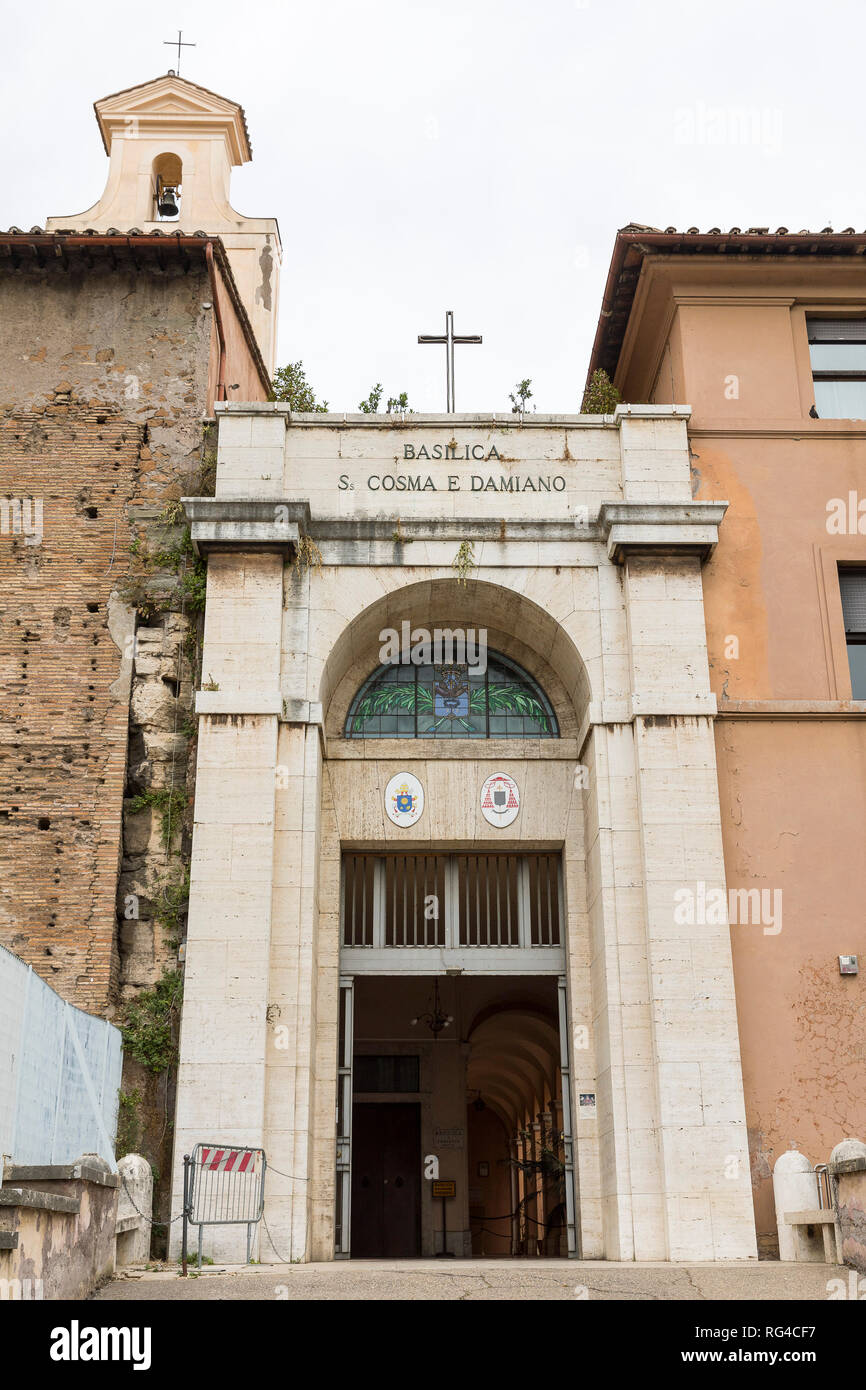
[93,1259,849,1301]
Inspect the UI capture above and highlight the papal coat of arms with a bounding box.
[393,783,415,815]
[384,771,424,827]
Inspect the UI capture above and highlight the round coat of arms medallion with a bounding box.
[480,771,520,827]
[384,771,425,827]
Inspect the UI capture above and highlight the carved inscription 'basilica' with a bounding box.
[403,442,500,459]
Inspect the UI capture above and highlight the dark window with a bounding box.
[345,650,558,739]
[353,1055,420,1093]
[839,569,866,698]
[808,319,866,419]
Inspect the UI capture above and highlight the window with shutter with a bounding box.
[839,568,866,697]
[808,319,866,419]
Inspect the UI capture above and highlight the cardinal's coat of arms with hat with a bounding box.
[480,771,520,827]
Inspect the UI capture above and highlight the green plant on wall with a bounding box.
[116,1087,143,1159]
[159,499,185,527]
[581,368,621,414]
[118,531,161,621]
[120,519,207,622]
[151,526,207,616]
[509,378,534,413]
[153,868,190,945]
[358,384,413,414]
[127,788,186,849]
[118,579,162,625]
[180,710,198,740]
[270,360,329,412]
[452,539,476,585]
[293,534,323,574]
[177,558,207,615]
[119,969,183,1075]
[189,420,219,495]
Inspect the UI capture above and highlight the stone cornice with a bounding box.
[182,500,731,562]
[4,1162,118,1189]
[325,737,581,760]
[94,73,252,164]
[309,517,598,543]
[718,699,866,718]
[0,1188,80,1214]
[182,497,310,555]
[599,501,728,562]
[213,403,692,429]
[686,419,866,438]
[576,698,719,758]
[195,690,283,716]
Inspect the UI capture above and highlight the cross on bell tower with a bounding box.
[163,29,195,75]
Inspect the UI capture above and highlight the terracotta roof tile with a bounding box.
[588,224,866,387]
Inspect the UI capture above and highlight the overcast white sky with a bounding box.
[3,0,866,412]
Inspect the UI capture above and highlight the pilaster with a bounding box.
[169,548,284,1261]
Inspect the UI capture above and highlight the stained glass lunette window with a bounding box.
[345,651,558,739]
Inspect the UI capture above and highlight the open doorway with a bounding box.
[339,975,576,1258]
[351,1101,421,1257]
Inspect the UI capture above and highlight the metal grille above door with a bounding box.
[340,852,565,973]
[456,853,521,947]
[342,855,376,947]
[384,855,446,947]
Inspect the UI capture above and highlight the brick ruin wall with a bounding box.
[0,256,213,1018]
[1,408,143,1007]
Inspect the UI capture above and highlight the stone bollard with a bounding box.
[830,1137,866,1167]
[829,1138,866,1274]
[772,1145,820,1261]
[116,1153,153,1265]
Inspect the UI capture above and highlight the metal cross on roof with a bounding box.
[418,310,482,412]
[164,29,196,75]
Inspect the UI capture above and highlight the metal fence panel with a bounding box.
[0,942,122,1169]
[188,1144,266,1225]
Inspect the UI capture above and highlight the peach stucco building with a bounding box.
[589,225,866,1251]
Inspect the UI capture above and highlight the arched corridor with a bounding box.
[344,976,573,1259]
[466,998,568,1257]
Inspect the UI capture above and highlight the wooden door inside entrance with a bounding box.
[351,1102,421,1257]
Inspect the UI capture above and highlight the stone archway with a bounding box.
[316,575,593,741]
[307,573,595,1260]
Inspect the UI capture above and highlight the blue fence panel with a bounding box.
[0,942,122,1169]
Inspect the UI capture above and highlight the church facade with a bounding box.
[170,405,758,1262]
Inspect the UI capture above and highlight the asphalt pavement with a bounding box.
[92,1257,852,1301]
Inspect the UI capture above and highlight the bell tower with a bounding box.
[46,73,281,375]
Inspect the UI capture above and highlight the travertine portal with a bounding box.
[170,406,757,1263]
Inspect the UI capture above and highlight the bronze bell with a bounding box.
[157,183,179,219]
